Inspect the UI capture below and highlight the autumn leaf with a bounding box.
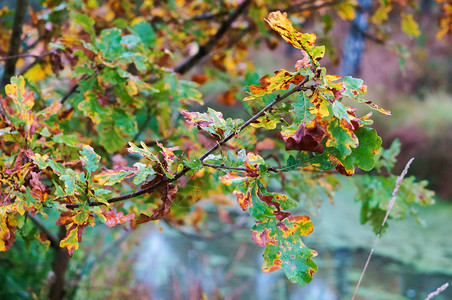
[251,216,318,287]
[101,209,135,228]
[218,90,236,106]
[93,168,134,186]
[128,141,159,162]
[335,1,356,20]
[219,173,251,186]
[79,145,100,174]
[342,76,390,115]
[245,69,305,101]
[279,121,327,154]
[326,117,358,159]
[265,11,316,52]
[333,127,382,175]
[156,141,180,165]
[0,214,18,252]
[56,210,95,257]
[181,108,242,138]
[5,76,36,138]
[401,13,421,37]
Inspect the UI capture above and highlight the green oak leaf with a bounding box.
[74,13,96,41]
[326,117,358,159]
[132,163,156,185]
[373,138,401,173]
[130,21,156,48]
[52,134,81,147]
[60,169,78,196]
[47,160,67,176]
[183,159,203,176]
[99,124,126,153]
[79,145,100,174]
[95,28,123,61]
[337,127,382,174]
[332,100,353,123]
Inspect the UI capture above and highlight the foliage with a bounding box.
[0,0,442,294]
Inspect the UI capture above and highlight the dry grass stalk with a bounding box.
[425,282,449,300]
[351,157,415,300]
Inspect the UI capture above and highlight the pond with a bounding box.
[133,179,452,300]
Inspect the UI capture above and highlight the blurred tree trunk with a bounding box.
[49,227,70,300]
[340,0,372,76]
[1,0,28,90]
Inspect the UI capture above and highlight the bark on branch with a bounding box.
[66,76,310,209]
[174,0,251,75]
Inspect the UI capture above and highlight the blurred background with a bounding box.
[1,0,451,299]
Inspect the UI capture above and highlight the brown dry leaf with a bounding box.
[191,74,209,85]
[218,90,236,106]
[256,137,276,150]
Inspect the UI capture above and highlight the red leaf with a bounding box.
[278,122,326,153]
[30,172,47,201]
[56,211,73,226]
[251,228,277,247]
[233,188,252,211]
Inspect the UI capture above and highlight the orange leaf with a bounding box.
[102,210,135,228]
[218,90,236,106]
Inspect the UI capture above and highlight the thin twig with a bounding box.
[60,73,95,104]
[60,83,79,104]
[27,212,60,249]
[66,76,310,209]
[351,157,415,300]
[0,51,53,61]
[275,0,340,14]
[174,0,251,75]
[187,11,229,21]
[351,22,385,45]
[425,282,449,300]
[19,52,53,76]
[202,162,278,172]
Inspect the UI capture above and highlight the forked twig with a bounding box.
[66,77,310,209]
[351,157,415,300]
